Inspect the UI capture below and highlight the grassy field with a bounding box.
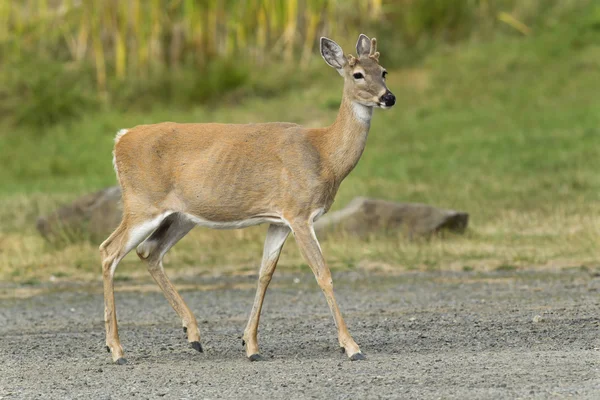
[1,7,599,284]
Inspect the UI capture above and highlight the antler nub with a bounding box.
[369,38,379,62]
[347,54,357,67]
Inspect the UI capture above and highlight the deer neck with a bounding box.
[322,89,373,182]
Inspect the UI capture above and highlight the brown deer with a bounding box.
[100,34,395,364]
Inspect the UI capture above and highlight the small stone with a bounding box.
[532,315,544,323]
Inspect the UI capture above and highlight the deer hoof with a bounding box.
[190,341,203,353]
[115,357,128,365]
[248,354,264,362]
[349,352,366,361]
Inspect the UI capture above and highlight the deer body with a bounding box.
[100,34,395,364]
[116,122,331,225]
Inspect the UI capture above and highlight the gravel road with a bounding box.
[0,269,598,399]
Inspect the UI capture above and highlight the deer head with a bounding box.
[320,33,395,109]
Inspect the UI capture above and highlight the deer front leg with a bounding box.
[243,224,290,361]
[290,221,364,361]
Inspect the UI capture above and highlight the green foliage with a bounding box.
[0,0,593,129]
[377,0,592,66]
[395,0,475,43]
[112,60,251,111]
[0,55,97,129]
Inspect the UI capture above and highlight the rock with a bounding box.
[314,197,468,238]
[36,186,122,244]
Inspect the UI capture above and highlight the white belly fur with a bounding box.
[182,207,325,230]
[183,213,287,229]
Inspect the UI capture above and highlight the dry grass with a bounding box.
[2,201,598,285]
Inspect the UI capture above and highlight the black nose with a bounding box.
[380,91,396,107]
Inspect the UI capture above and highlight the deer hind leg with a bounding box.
[289,220,365,361]
[135,213,203,352]
[243,224,290,361]
[99,211,171,364]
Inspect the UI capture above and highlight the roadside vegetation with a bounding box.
[1,0,599,284]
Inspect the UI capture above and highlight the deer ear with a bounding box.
[356,34,371,57]
[320,37,347,70]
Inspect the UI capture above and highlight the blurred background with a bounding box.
[0,0,599,285]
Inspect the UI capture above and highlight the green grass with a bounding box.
[1,12,599,283]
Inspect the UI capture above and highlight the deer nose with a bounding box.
[380,91,396,107]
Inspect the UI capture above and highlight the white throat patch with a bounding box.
[352,102,373,125]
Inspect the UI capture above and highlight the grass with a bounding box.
[1,10,600,284]
[0,0,561,111]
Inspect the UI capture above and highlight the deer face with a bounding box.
[321,34,395,109]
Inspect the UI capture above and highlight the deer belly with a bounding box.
[182,213,287,229]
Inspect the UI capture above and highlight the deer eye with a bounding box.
[353,72,364,79]
[382,71,388,79]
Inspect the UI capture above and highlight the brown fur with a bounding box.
[100,34,394,363]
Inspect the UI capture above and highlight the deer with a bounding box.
[99,34,395,364]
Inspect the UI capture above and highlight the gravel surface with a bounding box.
[0,269,599,399]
